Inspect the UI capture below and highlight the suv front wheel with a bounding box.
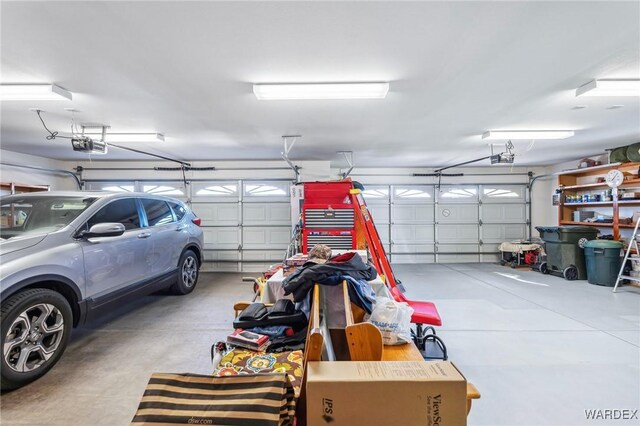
[1,288,72,391]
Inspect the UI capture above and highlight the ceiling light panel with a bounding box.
[576,79,640,97]
[83,133,165,143]
[482,130,575,140]
[0,84,72,101]
[253,82,389,100]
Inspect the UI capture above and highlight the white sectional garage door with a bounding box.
[86,180,528,267]
[364,183,529,263]
[241,182,292,272]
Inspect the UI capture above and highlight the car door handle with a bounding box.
[176,225,188,231]
[137,232,152,239]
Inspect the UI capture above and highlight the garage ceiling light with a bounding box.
[82,133,165,143]
[253,82,389,100]
[576,79,640,97]
[482,130,575,140]
[0,84,72,101]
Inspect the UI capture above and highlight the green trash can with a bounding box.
[535,226,599,280]
[584,240,623,286]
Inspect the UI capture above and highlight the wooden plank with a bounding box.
[562,178,640,190]
[559,221,613,227]
[343,281,384,361]
[381,343,423,361]
[557,162,640,177]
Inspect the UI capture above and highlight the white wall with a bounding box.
[541,154,611,230]
[0,149,78,191]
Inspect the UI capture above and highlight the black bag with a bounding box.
[233,300,307,331]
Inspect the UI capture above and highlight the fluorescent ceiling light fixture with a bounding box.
[0,84,72,101]
[253,82,389,100]
[576,79,640,97]
[83,133,165,143]
[482,130,574,140]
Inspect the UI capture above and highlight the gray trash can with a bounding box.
[535,226,599,280]
[584,240,623,286]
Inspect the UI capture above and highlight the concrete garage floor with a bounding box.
[1,264,639,425]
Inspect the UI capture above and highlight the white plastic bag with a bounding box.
[366,297,414,345]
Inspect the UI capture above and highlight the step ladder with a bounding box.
[349,189,402,290]
[613,217,640,292]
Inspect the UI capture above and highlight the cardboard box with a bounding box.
[306,361,467,426]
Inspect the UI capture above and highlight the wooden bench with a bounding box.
[233,283,480,419]
[340,281,481,415]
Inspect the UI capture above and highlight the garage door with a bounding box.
[241,182,291,272]
[479,185,528,262]
[435,185,480,262]
[191,181,242,271]
[362,185,391,254]
[390,185,435,264]
[364,183,529,264]
[85,180,527,267]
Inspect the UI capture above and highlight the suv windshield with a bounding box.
[0,196,98,240]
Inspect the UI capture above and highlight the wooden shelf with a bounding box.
[560,221,613,227]
[561,200,640,207]
[0,182,49,194]
[560,221,637,228]
[562,201,614,207]
[561,178,640,191]
[558,162,640,240]
[557,162,624,176]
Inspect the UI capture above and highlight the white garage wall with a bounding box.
[0,149,78,191]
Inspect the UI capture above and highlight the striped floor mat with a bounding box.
[131,372,296,426]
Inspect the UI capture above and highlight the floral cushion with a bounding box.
[213,349,304,397]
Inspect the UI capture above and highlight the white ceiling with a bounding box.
[1,1,639,167]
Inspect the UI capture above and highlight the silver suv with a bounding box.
[0,191,204,390]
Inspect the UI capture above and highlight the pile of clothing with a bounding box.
[282,246,378,315]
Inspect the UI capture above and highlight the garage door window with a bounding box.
[195,184,238,197]
[439,186,477,200]
[244,183,288,197]
[394,187,433,199]
[142,184,185,196]
[142,199,175,226]
[481,185,526,203]
[362,186,389,200]
[88,183,135,193]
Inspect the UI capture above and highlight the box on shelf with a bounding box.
[573,211,595,222]
[620,192,640,199]
[306,361,467,426]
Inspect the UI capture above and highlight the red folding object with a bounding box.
[349,188,442,327]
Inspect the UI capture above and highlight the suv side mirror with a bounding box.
[81,223,126,239]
